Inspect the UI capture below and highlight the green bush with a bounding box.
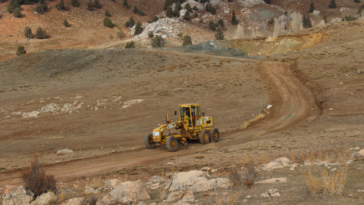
[134,21,143,35]
[103,17,113,27]
[7,4,14,13]
[185,3,192,12]
[117,31,126,39]
[125,41,135,48]
[13,7,21,17]
[16,46,26,56]
[355,0,361,3]
[35,27,47,39]
[193,5,198,11]
[268,18,274,24]
[24,26,34,38]
[173,4,180,17]
[152,35,165,48]
[71,0,79,7]
[309,2,315,13]
[209,20,216,31]
[87,0,93,10]
[231,10,238,25]
[218,19,224,27]
[63,19,69,27]
[42,2,48,11]
[56,0,66,10]
[215,27,224,40]
[182,35,192,46]
[94,0,101,8]
[125,16,135,27]
[303,15,312,28]
[133,5,138,13]
[344,15,357,21]
[148,32,154,39]
[35,3,43,13]
[137,9,146,16]
[151,14,159,22]
[264,0,270,3]
[105,9,111,16]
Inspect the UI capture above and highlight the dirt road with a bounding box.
[0,60,321,186]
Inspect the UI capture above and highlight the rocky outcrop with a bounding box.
[104,179,122,190]
[181,0,203,11]
[238,0,264,7]
[60,197,86,205]
[96,181,150,205]
[2,186,34,205]
[131,18,180,38]
[31,192,59,205]
[56,149,74,155]
[260,157,292,171]
[22,111,40,118]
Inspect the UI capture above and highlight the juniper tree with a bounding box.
[35,27,47,39]
[215,27,224,40]
[125,41,135,48]
[13,7,21,17]
[264,0,270,4]
[152,35,165,47]
[184,10,190,20]
[56,0,66,10]
[35,3,43,13]
[329,0,336,8]
[94,0,101,8]
[173,3,180,17]
[87,0,93,10]
[151,13,159,22]
[105,9,111,16]
[182,35,192,46]
[231,10,238,25]
[354,0,361,3]
[185,3,192,12]
[309,2,315,13]
[129,16,135,27]
[42,2,48,11]
[63,19,69,27]
[166,6,173,17]
[209,20,216,31]
[134,21,143,35]
[123,0,128,7]
[103,17,113,27]
[133,5,138,13]
[71,0,79,7]
[16,46,26,56]
[24,26,34,38]
[218,19,224,27]
[148,32,154,39]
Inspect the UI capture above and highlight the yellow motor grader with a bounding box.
[144,104,219,152]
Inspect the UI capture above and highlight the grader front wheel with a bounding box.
[210,128,219,142]
[166,136,179,152]
[199,129,211,144]
[144,134,156,149]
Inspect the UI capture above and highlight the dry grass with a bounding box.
[228,166,242,186]
[216,191,239,205]
[93,177,102,189]
[242,164,257,188]
[303,165,347,197]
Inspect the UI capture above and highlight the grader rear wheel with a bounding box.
[166,136,179,152]
[199,129,211,144]
[144,134,156,149]
[210,128,219,142]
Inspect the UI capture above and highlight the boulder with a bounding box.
[238,0,264,7]
[57,149,74,155]
[166,190,194,202]
[256,178,287,184]
[340,7,351,13]
[261,157,291,171]
[148,176,166,183]
[312,10,320,15]
[261,189,280,197]
[317,20,325,26]
[61,103,72,113]
[31,192,59,205]
[40,103,61,113]
[22,111,40,118]
[180,9,187,19]
[84,187,100,195]
[2,186,34,205]
[331,18,342,23]
[181,0,203,10]
[189,178,232,193]
[104,179,122,190]
[352,149,364,160]
[210,0,223,6]
[96,181,150,205]
[60,197,86,205]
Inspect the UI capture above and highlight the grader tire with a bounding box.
[144,134,156,149]
[199,129,211,144]
[210,128,219,142]
[166,136,179,152]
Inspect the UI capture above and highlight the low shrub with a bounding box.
[16,46,26,56]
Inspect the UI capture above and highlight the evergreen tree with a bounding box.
[16,46,26,56]
[40,0,44,4]
[125,21,130,27]
[303,15,312,28]
[264,0,270,4]
[182,35,192,46]
[42,2,48,11]
[87,0,93,10]
[184,10,190,20]
[105,9,111,16]
[215,27,224,40]
[354,0,361,3]
[148,32,154,38]
[324,15,327,23]
[123,0,128,7]
[166,6,173,17]
[71,0,79,7]
[185,3,192,12]
[209,20,216,31]
[329,0,336,8]
[125,41,135,48]
[218,19,224,27]
[129,16,135,27]
[173,4,180,17]
[309,2,314,13]
[193,5,198,11]
[231,10,238,25]
[94,0,101,8]
[35,3,43,13]
[228,0,233,2]
[24,26,34,38]
[103,17,113,27]
[194,12,198,18]
[7,4,14,13]
[35,27,47,39]
[164,0,173,10]
[13,7,21,17]
[63,19,69,27]
[210,6,216,15]
[133,5,138,13]
[152,35,165,47]
[151,13,159,22]
[205,3,210,12]
[358,6,363,16]
[134,21,143,35]
[56,0,66,10]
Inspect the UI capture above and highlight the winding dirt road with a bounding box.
[0,61,321,186]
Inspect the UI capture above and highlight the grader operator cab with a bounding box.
[144,104,219,152]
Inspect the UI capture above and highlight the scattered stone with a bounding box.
[331,168,337,172]
[149,176,166,184]
[96,181,150,205]
[165,190,194,202]
[266,105,272,110]
[312,10,320,15]
[256,177,287,184]
[352,149,364,160]
[261,189,280,197]
[339,7,351,13]
[30,192,59,205]
[84,187,100,195]
[329,108,333,111]
[211,169,217,173]
[22,111,40,118]
[201,167,211,171]
[2,186,34,205]
[1,185,19,195]
[40,103,61,113]
[56,149,74,155]
[122,99,145,109]
[11,112,22,116]
[304,160,312,166]
[331,18,342,23]
[261,157,291,171]
[60,197,85,205]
